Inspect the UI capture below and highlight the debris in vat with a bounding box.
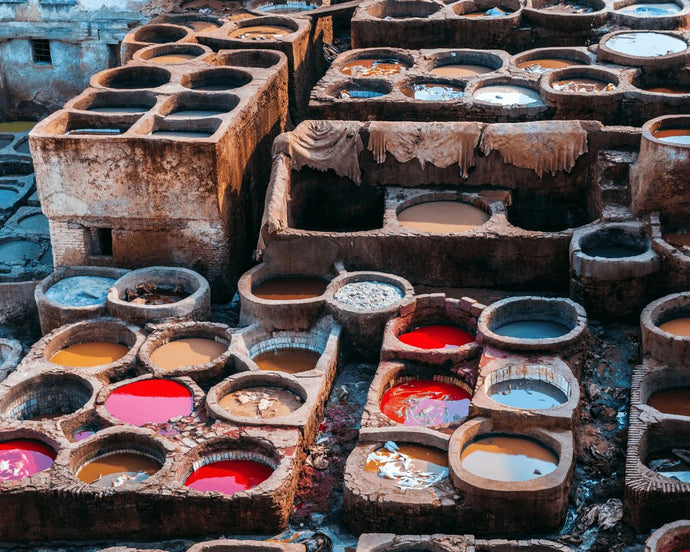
[485,7,508,15]
[124,282,188,305]
[334,281,404,309]
[366,440,448,490]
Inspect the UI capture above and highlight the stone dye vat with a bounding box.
[350,0,690,51]
[30,47,290,299]
[640,292,690,366]
[645,520,690,552]
[261,120,643,294]
[570,222,660,319]
[35,266,130,334]
[138,321,232,383]
[312,42,690,125]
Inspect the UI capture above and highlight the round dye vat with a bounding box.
[150,338,228,371]
[647,451,690,482]
[340,58,409,77]
[648,387,690,416]
[228,25,293,40]
[460,435,558,482]
[542,0,594,13]
[643,85,690,94]
[472,85,542,105]
[606,32,687,57]
[493,320,570,339]
[252,277,328,300]
[653,128,690,145]
[398,324,474,349]
[552,78,615,93]
[0,121,35,133]
[185,459,273,494]
[50,342,129,367]
[219,386,304,418]
[431,64,494,78]
[45,276,116,307]
[658,317,690,336]
[403,83,464,101]
[517,58,584,73]
[168,109,226,118]
[76,451,161,488]
[398,201,489,233]
[105,379,193,426]
[0,240,42,264]
[124,285,188,305]
[17,213,48,232]
[583,243,645,258]
[380,380,472,425]
[334,281,404,309]
[149,54,197,64]
[489,378,568,409]
[365,442,448,489]
[618,2,681,14]
[253,348,321,374]
[184,21,220,31]
[462,7,512,16]
[0,439,56,481]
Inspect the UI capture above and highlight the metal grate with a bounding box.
[31,39,52,65]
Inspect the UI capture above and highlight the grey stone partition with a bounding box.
[30,45,290,300]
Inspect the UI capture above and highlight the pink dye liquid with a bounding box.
[185,459,273,494]
[0,439,56,481]
[105,379,193,426]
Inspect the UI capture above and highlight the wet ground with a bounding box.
[0,288,655,551]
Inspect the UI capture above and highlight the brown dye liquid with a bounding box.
[553,78,614,93]
[253,348,321,374]
[644,85,690,94]
[219,386,303,418]
[648,387,690,416]
[76,452,160,488]
[664,232,690,247]
[50,342,129,367]
[517,58,582,72]
[431,64,493,78]
[150,337,228,370]
[460,435,558,482]
[252,277,327,300]
[340,58,409,77]
[185,21,220,31]
[149,54,197,64]
[228,25,292,39]
[398,201,489,233]
[658,317,690,336]
[365,443,448,489]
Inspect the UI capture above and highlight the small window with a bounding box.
[108,43,121,68]
[31,39,52,65]
[89,228,113,257]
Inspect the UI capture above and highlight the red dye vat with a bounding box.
[0,439,56,481]
[105,379,193,426]
[398,324,474,349]
[380,379,472,426]
[185,459,273,494]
